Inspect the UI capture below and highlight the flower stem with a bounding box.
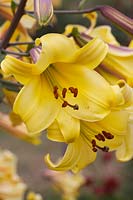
[0,0,27,49]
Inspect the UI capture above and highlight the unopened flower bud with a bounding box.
[99,6,133,35]
[34,0,53,26]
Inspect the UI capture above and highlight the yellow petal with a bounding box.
[47,120,65,142]
[64,24,87,35]
[45,135,96,172]
[96,111,129,150]
[71,38,108,70]
[90,26,119,46]
[14,75,60,134]
[45,139,81,171]
[35,33,77,73]
[57,110,80,143]
[116,122,133,161]
[71,135,96,173]
[102,46,133,86]
[1,56,36,84]
[52,63,115,121]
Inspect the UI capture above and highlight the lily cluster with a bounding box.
[0,0,133,173]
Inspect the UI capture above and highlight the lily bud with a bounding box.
[34,0,53,26]
[99,6,133,35]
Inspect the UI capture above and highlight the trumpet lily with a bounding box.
[45,109,130,172]
[1,33,118,137]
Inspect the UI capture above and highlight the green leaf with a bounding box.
[11,0,17,15]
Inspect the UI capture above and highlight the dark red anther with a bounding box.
[95,134,105,141]
[69,87,78,97]
[53,86,59,99]
[92,147,97,152]
[62,88,67,98]
[62,101,68,108]
[74,88,78,97]
[69,87,75,93]
[102,131,114,139]
[92,139,96,147]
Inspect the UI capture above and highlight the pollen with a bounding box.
[102,131,114,139]
[69,87,78,97]
[53,86,59,99]
[62,88,67,98]
[95,133,105,141]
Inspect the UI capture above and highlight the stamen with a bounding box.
[73,88,78,97]
[102,131,114,139]
[96,145,110,152]
[53,86,59,99]
[62,101,79,110]
[62,88,67,98]
[62,101,68,108]
[92,139,96,147]
[92,147,98,152]
[69,87,78,97]
[91,139,109,152]
[95,134,105,141]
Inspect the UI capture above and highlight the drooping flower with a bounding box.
[45,109,130,172]
[64,13,133,86]
[45,79,133,172]
[1,33,120,138]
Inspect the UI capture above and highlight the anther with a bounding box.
[95,134,105,141]
[69,87,78,97]
[53,86,59,99]
[73,88,78,97]
[62,88,67,98]
[102,131,114,139]
[62,101,68,108]
[92,139,96,147]
[92,147,97,152]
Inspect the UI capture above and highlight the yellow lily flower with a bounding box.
[45,110,129,172]
[1,33,119,137]
[64,13,133,86]
[45,80,133,172]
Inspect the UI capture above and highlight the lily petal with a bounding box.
[116,123,133,161]
[35,33,77,73]
[14,75,60,134]
[45,135,96,172]
[101,45,133,86]
[52,63,116,121]
[47,120,65,142]
[1,56,36,84]
[45,139,81,171]
[90,25,119,46]
[71,38,108,69]
[57,110,80,143]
